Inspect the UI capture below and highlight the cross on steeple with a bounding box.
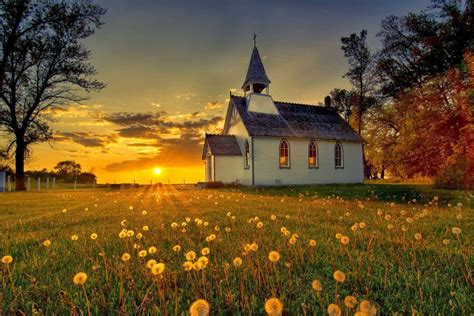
[253,33,257,47]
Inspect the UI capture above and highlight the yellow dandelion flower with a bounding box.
[311,279,322,291]
[198,256,209,266]
[142,210,147,215]
[183,261,194,271]
[359,222,366,229]
[71,234,79,241]
[136,233,143,239]
[201,247,210,256]
[335,233,342,240]
[118,231,127,238]
[2,255,13,264]
[121,253,131,262]
[148,246,157,254]
[309,239,317,247]
[90,233,98,240]
[327,304,342,316]
[340,236,350,245]
[142,225,149,231]
[127,230,134,237]
[225,227,231,232]
[351,224,358,231]
[384,214,392,221]
[147,259,157,269]
[186,251,196,261]
[268,251,280,263]
[288,237,297,245]
[73,272,88,285]
[193,261,204,271]
[121,219,127,226]
[387,224,394,230]
[139,250,147,258]
[233,257,242,267]
[257,221,264,228]
[264,298,283,316]
[344,295,357,308]
[452,227,461,235]
[173,245,181,252]
[189,299,210,316]
[442,239,450,245]
[43,240,51,247]
[359,300,377,315]
[271,215,277,220]
[151,263,165,275]
[250,242,258,251]
[333,270,346,283]
[414,233,422,240]
[171,222,178,228]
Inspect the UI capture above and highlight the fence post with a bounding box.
[46,177,49,190]
[52,177,56,190]
[93,179,96,189]
[37,177,41,191]
[74,179,77,190]
[7,175,11,191]
[27,176,31,191]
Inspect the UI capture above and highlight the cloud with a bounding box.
[54,132,118,148]
[205,101,224,110]
[176,92,196,101]
[47,104,104,119]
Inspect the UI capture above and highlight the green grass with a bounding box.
[0,183,472,315]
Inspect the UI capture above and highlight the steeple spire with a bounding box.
[242,36,271,93]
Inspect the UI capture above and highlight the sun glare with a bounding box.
[153,167,161,175]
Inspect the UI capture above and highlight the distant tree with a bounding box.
[340,30,378,135]
[54,160,81,179]
[77,171,96,184]
[327,88,354,122]
[0,1,106,191]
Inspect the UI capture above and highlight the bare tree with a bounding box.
[0,0,106,190]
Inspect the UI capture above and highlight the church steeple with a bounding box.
[242,35,271,94]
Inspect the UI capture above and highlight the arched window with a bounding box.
[244,140,250,169]
[308,140,318,168]
[279,139,290,168]
[335,142,343,168]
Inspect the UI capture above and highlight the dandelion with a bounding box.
[452,227,461,235]
[442,239,450,245]
[147,259,157,269]
[387,224,394,230]
[385,214,392,221]
[183,261,193,271]
[268,251,280,263]
[142,210,147,215]
[233,257,242,267]
[250,242,258,251]
[136,233,143,239]
[2,255,13,264]
[151,263,165,275]
[271,215,277,220]
[327,304,342,316]
[333,270,346,283]
[340,236,350,245]
[171,222,178,228]
[414,233,422,240]
[201,247,210,256]
[257,221,264,228]
[173,245,181,252]
[225,227,231,232]
[189,299,210,316]
[121,219,127,226]
[335,233,342,240]
[90,233,98,240]
[344,295,357,308]
[264,298,283,316]
[311,279,322,291]
[72,272,88,285]
[359,300,377,315]
[139,250,147,258]
[376,209,383,216]
[121,253,131,262]
[309,239,317,247]
[71,234,79,241]
[43,240,51,247]
[127,230,134,237]
[288,237,297,245]
[148,246,157,254]
[193,261,204,271]
[118,231,127,238]
[359,222,366,229]
[142,225,149,231]
[186,251,197,261]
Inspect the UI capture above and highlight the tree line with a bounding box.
[0,160,96,183]
[326,0,473,189]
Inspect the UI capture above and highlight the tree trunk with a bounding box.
[15,137,26,191]
[381,166,385,179]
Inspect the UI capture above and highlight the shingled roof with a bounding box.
[230,95,363,142]
[242,46,271,89]
[202,134,242,159]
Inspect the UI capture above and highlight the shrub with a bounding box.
[434,156,473,190]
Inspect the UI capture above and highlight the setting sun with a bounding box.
[153,167,162,175]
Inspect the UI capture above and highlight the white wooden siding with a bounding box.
[253,137,363,185]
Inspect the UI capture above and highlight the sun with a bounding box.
[153,167,161,175]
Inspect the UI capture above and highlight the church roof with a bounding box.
[202,134,242,159]
[230,95,363,142]
[242,46,271,89]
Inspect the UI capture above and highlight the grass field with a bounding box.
[0,184,472,315]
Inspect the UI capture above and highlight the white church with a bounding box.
[202,42,364,185]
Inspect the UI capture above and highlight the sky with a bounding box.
[26,0,430,184]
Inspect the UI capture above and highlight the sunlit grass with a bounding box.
[0,184,472,315]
